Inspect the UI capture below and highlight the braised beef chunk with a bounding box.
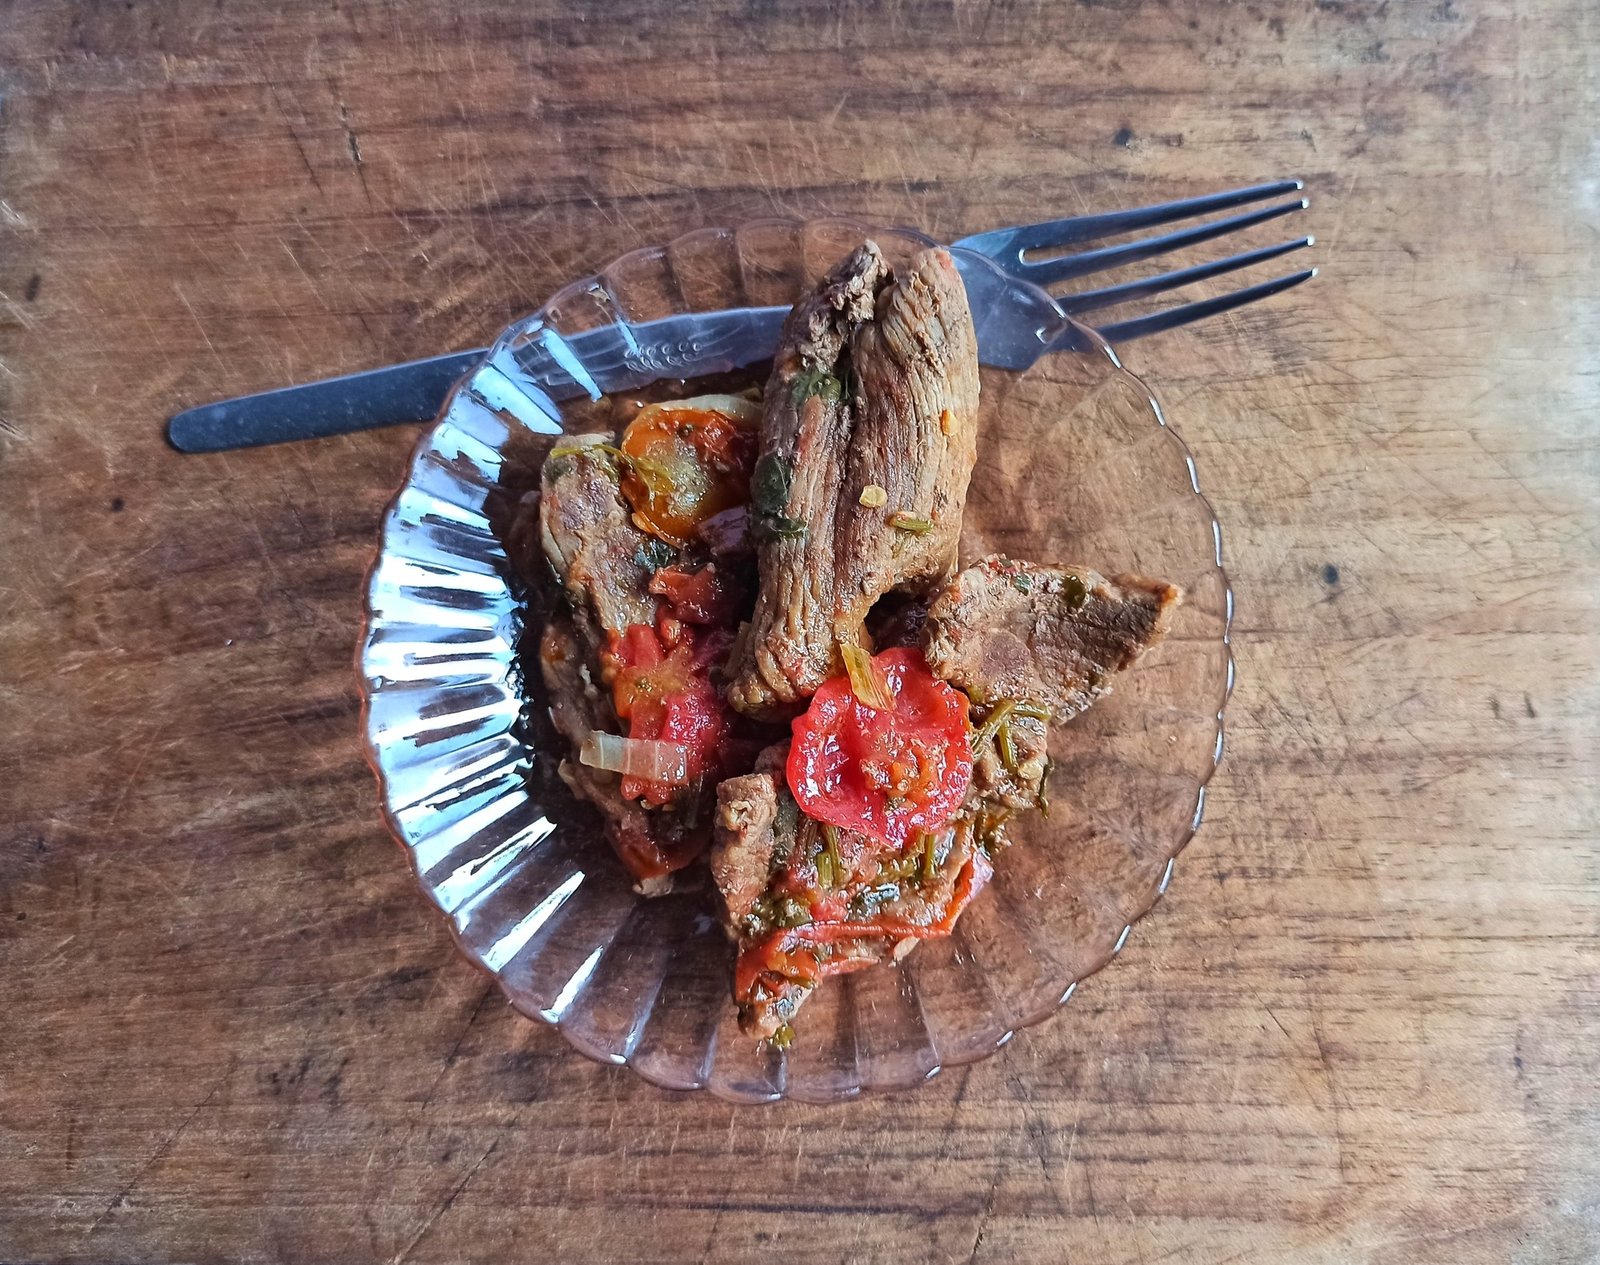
[709,745,793,926]
[539,436,665,635]
[727,244,980,720]
[538,615,697,893]
[835,246,980,628]
[922,556,1181,722]
[726,244,888,718]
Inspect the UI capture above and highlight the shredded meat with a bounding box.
[922,556,1181,723]
[727,244,980,719]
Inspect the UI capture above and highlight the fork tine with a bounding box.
[1020,198,1308,287]
[1093,267,1317,343]
[979,180,1304,257]
[1060,236,1314,315]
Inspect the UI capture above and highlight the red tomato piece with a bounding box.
[786,647,972,847]
[733,847,995,1004]
[619,399,759,547]
[648,563,741,627]
[607,622,728,808]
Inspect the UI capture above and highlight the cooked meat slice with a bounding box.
[538,614,698,893]
[539,436,664,635]
[710,770,781,924]
[834,246,981,633]
[923,556,1181,723]
[727,245,980,719]
[726,243,889,717]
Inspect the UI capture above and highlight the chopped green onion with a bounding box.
[1011,701,1052,722]
[888,512,935,534]
[822,823,844,886]
[970,699,1016,752]
[920,830,940,882]
[997,716,1018,772]
[841,644,893,711]
[1011,571,1033,593]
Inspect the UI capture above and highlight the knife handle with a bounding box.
[165,349,488,453]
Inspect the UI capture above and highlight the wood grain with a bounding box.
[2,1,1597,1262]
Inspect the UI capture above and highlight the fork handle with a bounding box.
[166,349,487,453]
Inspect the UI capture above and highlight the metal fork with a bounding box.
[168,181,1313,453]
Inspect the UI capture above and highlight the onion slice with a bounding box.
[579,731,692,784]
[841,644,893,711]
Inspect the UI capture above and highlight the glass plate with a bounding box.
[358,217,1232,1103]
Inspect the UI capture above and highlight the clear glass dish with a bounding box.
[358,217,1232,1103]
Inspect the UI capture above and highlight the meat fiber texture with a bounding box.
[728,243,981,720]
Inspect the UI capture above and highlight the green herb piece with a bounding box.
[751,453,793,517]
[634,537,677,572]
[920,830,940,883]
[1011,701,1051,722]
[1060,572,1089,610]
[814,850,834,890]
[888,512,935,534]
[772,795,800,871]
[791,367,843,407]
[970,699,1016,752]
[775,896,813,929]
[1011,571,1034,594]
[841,644,892,710]
[750,452,808,543]
[997,716,1018,772]
[822,822,844,886]
[769,1023,795,1050]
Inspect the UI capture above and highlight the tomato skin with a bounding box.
[786,647,972,847]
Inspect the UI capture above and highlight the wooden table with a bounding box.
[3,2,1596,1261]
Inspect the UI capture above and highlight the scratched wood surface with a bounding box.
[2,1,1597,1262]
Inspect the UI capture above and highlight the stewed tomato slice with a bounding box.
[619,395,760,547]
[606,622,726,808]
[786,647,972,847]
